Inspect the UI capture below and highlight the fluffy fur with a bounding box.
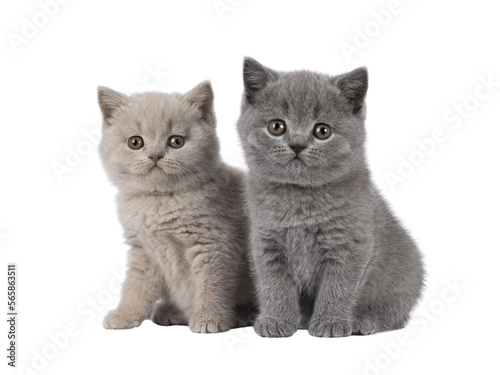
[98,81,254,333]
[237,57,424,337]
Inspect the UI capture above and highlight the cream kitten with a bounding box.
[97,81,255,333]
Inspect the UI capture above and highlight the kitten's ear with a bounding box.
[331,67,368,114]
[184,80,216,126]
[243,57,279,104]
[97,86,129,126]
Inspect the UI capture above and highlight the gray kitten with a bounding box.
[98,81,254,333]
[237,57,424,337]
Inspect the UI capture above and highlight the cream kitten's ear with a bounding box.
[97,86,129,126]
[184,80,216,126]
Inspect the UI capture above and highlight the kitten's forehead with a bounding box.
[262,71,343,123]
[124,92,195,135]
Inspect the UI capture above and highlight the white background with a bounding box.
[1,0,499,374]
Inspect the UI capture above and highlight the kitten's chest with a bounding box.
[118,192,207,242]
[282,227,321,286]
[251,183,348,228]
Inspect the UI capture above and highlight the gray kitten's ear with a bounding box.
[331,67,368,114]
[97,86,129,125]
[243,57,279,104]
[184,80,216,126]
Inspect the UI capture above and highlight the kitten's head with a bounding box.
[237,57,368,186]
[98,81,220,193]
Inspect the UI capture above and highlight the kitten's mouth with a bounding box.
[149,164,163,172]
[289,156,309,168]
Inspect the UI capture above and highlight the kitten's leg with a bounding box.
[103,246,163,329]
[352,300,407,335]
[234,260,258,327]
[151,298,188,326]
[353,229,424,335]
[253,237,300,337]
[308,245,369,338]
[352,286,421,334]
[188,244,238,333]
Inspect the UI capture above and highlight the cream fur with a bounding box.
[97,82,255,333]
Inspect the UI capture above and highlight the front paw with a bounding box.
[308,319,352,338]
[151,309,187,326]
[151,301,187,326]
[254,316,298,337]
[189,312,234,333]
[103,310,143,330]
[352,317,378,335]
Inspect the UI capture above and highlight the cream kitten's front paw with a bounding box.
[189,312,233,333]
[151,306,188,326]
[103,310,143,329]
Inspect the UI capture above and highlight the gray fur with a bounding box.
[237,57,424,337]
[98,81,255,333]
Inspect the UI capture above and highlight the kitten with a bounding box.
[237,57,424,337]
[97,81,255,333]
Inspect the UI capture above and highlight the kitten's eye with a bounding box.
[313,124,331,140]
[128,136,144,150]
[268,120,286,136]
[168,135,185,149]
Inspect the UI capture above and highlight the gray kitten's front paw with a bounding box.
[352,317,378,335]
[103,310,143,329]
[189,312,233,333]
[254,316,298,337]
[308,319,352,338]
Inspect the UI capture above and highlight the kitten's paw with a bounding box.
[308,319,352,338]
[254,316,297,338]
[189,313,233,333]
[352,317,378,335]
[151,309,187,326]
[151,302,187,326]
[103,310,143,330]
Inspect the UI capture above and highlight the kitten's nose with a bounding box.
[289,144,306,155]
[149,154,163,164]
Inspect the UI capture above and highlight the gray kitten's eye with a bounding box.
[268,120,286,136]
[313,124,331,140]
[128,136,144,150]
[168,135,185,149]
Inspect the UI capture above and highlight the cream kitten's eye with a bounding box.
[313,124,331,140]
[268,120,286,136]
[168,136,185,149]
[128,136,144,150]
